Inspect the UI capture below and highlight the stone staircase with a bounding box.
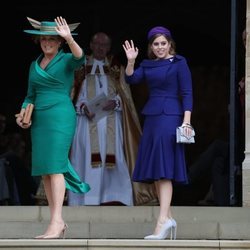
[0,206,250,249]
[1,239,250,249]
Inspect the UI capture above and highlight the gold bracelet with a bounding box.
[68,38,75,46]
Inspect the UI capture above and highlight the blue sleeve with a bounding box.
[177,57,193,112]
[125,66,145,84]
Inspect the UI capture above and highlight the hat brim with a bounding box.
[23,30,78,35]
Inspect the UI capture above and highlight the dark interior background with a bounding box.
[0,0,247,205]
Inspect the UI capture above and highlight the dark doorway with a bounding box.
[1,0,245,206]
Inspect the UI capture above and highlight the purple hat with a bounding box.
[147,26,172,40]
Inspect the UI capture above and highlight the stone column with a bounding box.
[242,0,250,207]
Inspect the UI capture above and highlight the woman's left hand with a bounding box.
[54,16,71,39]
[181,123,194,138]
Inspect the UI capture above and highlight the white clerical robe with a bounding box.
[68,59,133,205]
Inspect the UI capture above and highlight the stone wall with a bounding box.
[242,0,250,206]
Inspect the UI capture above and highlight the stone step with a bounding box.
[0,206,250,240]
[0,239,250,250]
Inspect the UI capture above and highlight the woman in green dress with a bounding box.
[16,16,90,239]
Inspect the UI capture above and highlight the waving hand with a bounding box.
[122,40,139,62]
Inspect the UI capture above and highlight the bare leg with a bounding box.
[41,174,66,238]
[154,179,173,235]
[43,175,53,215]
[35,175,53,238]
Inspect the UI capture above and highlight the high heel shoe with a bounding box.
[144,219,174,240]
[42,224,68,239]
[34,234,45,239]
[171,218,177,240]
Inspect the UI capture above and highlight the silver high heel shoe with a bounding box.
[171,218,177,240]
[144,219,174,240]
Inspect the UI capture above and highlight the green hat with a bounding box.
[23,17,80,36]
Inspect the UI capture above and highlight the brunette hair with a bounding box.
[147,34,176,59]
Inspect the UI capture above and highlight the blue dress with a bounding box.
[125,55,193,184]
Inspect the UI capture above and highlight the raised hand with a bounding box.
[54,16,71,39]
[122,40,139,62]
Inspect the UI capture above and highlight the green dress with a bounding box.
[22,50,90,194]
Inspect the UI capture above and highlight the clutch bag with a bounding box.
[23,103,34,125]
[176,125,195,144]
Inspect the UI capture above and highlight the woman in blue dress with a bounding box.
[122,26,193,240]
[16,16,90,239]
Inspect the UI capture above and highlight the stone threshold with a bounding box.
[0,239,250,250]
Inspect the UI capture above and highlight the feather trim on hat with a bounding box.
[68,23,81,32]
[26,17,80,32]
[27,17,41,29]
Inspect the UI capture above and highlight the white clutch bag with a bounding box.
[176,125,195,144]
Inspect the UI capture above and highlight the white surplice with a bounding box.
[68,59,133,205]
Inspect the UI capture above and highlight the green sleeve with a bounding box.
[22,63,35,108]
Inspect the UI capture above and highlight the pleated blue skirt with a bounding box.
[132,114,188,184]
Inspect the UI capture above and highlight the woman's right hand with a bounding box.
[15,108,31,129]
[122,40,138,62]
